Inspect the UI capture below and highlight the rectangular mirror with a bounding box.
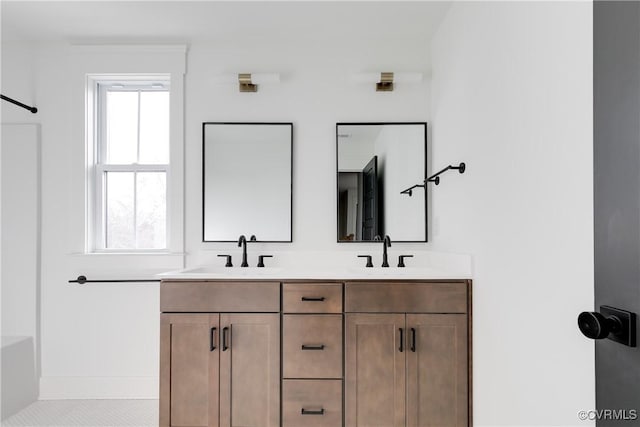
[337,122,427,242]
[203,122,292,242]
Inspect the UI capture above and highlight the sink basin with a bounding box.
[346,267,445,277]
[160,266,284,278]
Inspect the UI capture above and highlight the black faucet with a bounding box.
[238,235,249,267]
[374,235,392,267]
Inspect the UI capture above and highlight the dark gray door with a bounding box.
[361,156,378,241]
[593,1,640,424]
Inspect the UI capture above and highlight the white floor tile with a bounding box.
[2,400,158,427]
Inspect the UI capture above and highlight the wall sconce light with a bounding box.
[352,72,423,92]
[213,73,280,93]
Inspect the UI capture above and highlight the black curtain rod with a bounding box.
[1,94,38,114]
[69,275,160,284]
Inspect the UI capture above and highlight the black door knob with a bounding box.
[578,311,623,340]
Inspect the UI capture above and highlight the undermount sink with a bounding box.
[161,266,284,278]
[346,267,445,276]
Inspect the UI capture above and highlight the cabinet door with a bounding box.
[345,313,406,427]
[160,314,220,427]
[406,314,468,427]
[219,314,280,427]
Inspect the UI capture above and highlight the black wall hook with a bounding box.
[1,94,38,114]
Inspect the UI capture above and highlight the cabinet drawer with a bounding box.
[345,281,467,313]
[283,315,342,379]
[283,380,342,427]
[283,283,342,313]
[160,281,280,312]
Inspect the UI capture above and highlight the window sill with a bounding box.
[72,251,186,256]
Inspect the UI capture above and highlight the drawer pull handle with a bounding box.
[411,327,416,352]
[301,344,325,350]
[301,408,325,415]
[399,328,404,352]
[210,327,217,351]
[222,327,229,351]
[301,296,325,302]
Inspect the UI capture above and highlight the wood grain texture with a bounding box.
[283,283,343,313]
[219,314,280,427]
[345,282,467,313]
[345,313,406,427]
[406,314,468,427]
[282,380,343,427]
[467,280,473,427]
[283,314,343,379]
[160,314,219,427]
[159,315,171,427]
[161,281,280,312]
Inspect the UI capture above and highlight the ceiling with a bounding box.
[1,1,452,47]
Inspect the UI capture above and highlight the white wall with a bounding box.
[1,5,596,423]
[1,38,431,398]
[185,42,432,263]
[1,124,40,340]
[430,2,594,426]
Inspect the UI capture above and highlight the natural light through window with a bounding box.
[92,78,170,251]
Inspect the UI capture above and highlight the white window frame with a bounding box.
[73,46,185,266]
[89,76,171,253]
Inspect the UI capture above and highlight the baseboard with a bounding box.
[39,376,159,399]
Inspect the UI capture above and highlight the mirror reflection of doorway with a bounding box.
[361,156,378,240]
[336,123,426,242]
[337,156,378,241]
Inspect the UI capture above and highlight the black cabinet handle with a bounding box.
[301,408,325,415]
[411,328,416,352]
[301,296,325,302]
[210,327,217,351]
[222,327,229,351]
[399,328,404,352]
[301,344,325,350]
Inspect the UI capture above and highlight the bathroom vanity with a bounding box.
[159,276,472,427]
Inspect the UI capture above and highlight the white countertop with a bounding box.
[157,265,471,280]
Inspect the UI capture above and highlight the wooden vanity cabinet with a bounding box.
[160,281,280,427]
[160,279,471,427]
[282,282,344,427]
[345,281,471,427]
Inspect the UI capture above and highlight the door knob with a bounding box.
[578,305,636,347]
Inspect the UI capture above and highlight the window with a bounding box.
[91,78,170,251]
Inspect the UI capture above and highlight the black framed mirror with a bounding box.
[203,122,293,242]
[336,122,427,242]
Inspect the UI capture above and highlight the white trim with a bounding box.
[71,44,187,55]
[39,376,159,400]
[70,45,186,267]
[98,164,169,173]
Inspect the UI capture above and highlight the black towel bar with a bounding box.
[68,275,159,284]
